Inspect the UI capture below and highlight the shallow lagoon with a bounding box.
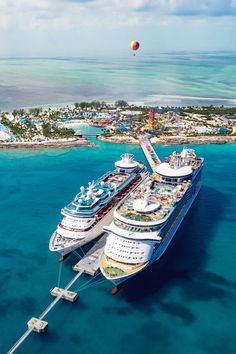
[1,52,236,110]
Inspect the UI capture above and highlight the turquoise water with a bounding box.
[72,124,104,136]
[1,52,236,110]
[1,132,236,353]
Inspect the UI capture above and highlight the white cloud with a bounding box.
[0,0,236,32]
[0,0,235,55]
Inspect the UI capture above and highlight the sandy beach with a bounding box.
[57,121,89,128]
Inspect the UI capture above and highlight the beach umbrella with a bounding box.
[130,40,140,55]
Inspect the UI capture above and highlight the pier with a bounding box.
[73,234,107,275]
[7,270,84,354]
[8,233,108,353]
[8,234,107,354]
[139,135,161,172]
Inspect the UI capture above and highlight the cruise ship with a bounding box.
[49,154,148,258]
[100,147,204,288]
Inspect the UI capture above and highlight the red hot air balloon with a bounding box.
[130,40,140,55]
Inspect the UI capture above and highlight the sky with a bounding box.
[0,0,236,57]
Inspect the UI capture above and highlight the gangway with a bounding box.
[7,270,84,354]
[139,135,161,172]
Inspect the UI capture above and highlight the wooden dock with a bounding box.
[73,234,107,275]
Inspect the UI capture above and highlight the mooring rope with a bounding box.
[57,262,63,288]
[74,271,101,292]
[78,278,107,292]
[79,246,86,257]
[73,250,82,260]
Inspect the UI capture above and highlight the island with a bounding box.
[0,107,94,148]
[1,100,236,148]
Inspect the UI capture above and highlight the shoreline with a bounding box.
[0,138,94,149]
[1,134,236,149]
[98,135,139,145]
[4,95,236,112]
[99,135,236,145]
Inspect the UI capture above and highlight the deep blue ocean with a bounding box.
[1,127,236,353]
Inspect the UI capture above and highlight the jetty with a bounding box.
[73,234,107,275]
[139,135,161,172]
[7,235,107,354]
[7,269,84,354]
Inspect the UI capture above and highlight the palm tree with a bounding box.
[80,102,89,110]
[12,110,18,117]
[115,100,129,108]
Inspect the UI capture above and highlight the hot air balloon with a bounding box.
[130,40,140,55]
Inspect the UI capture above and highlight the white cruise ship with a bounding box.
[49,154,148,259]
[100,147,204,289]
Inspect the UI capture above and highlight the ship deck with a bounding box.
[116,176,190,224]
[65,171,130,211]
[100,253,147,278]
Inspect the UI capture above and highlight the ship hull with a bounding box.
[107,181,202,286]
[49,207,115,256]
